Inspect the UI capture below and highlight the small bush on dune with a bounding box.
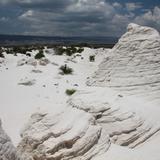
[89,55,95,62]
[0,52,4,58]
[0,48,4,58]
[54,47,65,55]
[5,46,29,55]
[65,46,80,56]
[77,47,84,53]
[59,64,73,75]
[12,46,29,55]
[65,89,76,96]
[5,48,13,54]
[35,50,45,59]
[65,48,73,56]
[54,46,84,56]
[26,53,31,57]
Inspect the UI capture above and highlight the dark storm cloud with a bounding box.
[0,0,74,10]
[0,0,160,36]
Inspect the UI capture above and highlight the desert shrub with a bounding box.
[65,46,78,56]
[26,53,31,57]
[59,64,73,75]
[77,47,84,53]
[35,50,45,59]
[65,89,76,96]
[5,46,33,55]
[5,48,13,54]
[54,47,65,55]
[89,55,95,62]
[0,52,4,58]
[65,48,73,56]
[12,46,27,54]
[54,46,84,56]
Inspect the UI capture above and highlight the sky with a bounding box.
[0,0,159,37]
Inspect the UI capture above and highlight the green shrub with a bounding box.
[12,46,27,54]
[89,55,95,62]
[5,46,33,55]
[26,53,31,57]
[54,47,65,55]
[5,48,13,54]
[65,48,73,56]
[35,50,45,59]
[77,47,84,53]
[54,46,84,56]
[65,89,76,96]
[59,64,73,75]
[0,52,4,58]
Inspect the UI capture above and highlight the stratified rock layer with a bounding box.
[87,23,160,101]
[0,119,19,160]
[68,89,160,149]
[18,24,160,160]
[18,108,110,160]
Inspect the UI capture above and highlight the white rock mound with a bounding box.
[17,108,110,160]
[18,24,160,160]
[0,119,19,160]
[68,89,160,149]
[87,23,160,101]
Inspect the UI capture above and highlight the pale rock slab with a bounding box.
[68,88,160,149]
[0,119,19,160]
[17,108,110,160]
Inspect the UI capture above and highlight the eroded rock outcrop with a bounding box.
[17,108,110,160]
[68,89,160,149]
[0,119,19,160]
[87,23,160,101]
[18,24,160,159]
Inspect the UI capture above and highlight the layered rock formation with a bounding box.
[87,23,160,101]
[0,119,19,160]
[17,108,110,160]
[18,24,160,159]
[68,89,160,148]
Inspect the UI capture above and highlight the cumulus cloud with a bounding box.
[0,17,8,22]
[112,2,122,9]
[125,2,142,11]
[0,0,159,36]
[18,0,119,36]
[134,6,160,31]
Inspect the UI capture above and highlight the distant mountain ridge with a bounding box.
[0,34,118,46]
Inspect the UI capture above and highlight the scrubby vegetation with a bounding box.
[77,47,84,53]
[65,89,76,96]
[5,46,33,55]
[12,46,28,54]
[0,48,5,58]
[54,46,84,56]
[35,50,45,59]
[89,55,95,62]
[3,45,45,56]
[59,64,73,75]
[1,45,84,57]
[0,52,4,58]
[54,47,65,55]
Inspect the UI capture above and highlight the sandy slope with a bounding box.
[0,47,109,145]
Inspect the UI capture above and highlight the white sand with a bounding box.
[0,47,108,145]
